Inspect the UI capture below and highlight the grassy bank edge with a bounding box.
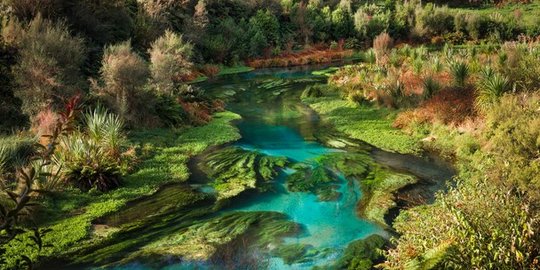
[2,111,242,267]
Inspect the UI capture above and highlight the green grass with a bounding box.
[312,67,339,77]
[303,97,421,154]
[2,111,241,268]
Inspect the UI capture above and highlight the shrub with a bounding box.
[483,94,540,196]
[448,60,469,88]
[453,12,467,33]
[0,36,27,133]
[95,41,159,127]
[354,5,390,40]
[58,108,126,192]
[2,15,85,117]
[465,14,486,40]
[149,30,193,95]
[155,95,188,127]
[373,32,393,65]
[386,178,540,269]
[414,4,454,38]
[475,70,511,111]
[422,76,441,100]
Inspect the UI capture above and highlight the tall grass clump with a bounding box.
[422,76,441,100]
[373,32,393,65]
[448,60,469,88]
[57,108,127,192]
[476,70,512,112]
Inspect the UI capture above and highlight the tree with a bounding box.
[149,30,193,95]
[95,41,157,126]
[291,2,313,45]
[1,15,86,117]
[0,34,27,133]
[331,7,355,40]
[308,5,332,42]
[185,0,209,44]
[247,10,280,56]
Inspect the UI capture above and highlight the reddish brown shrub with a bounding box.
[394,86,476,129]
[201,64,220,77]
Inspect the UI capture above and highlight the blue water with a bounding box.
[227,121,385,269]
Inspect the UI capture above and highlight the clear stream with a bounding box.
[229,121,385,269]
[71,64,452,270]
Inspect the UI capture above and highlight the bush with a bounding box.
[373,32,393,65]
[448,60,469,88]
[475,70,511,111]
[465,14,486,40]
[155,95,188,127]
[414,4,454,38]
[354,4,390,40]
[2,15,86,117]
[386,178,540,269]
[149,30,193,95]
[94,41,160,127]
[58,108,126,192]
[0,36,27,133]
[483,94,540,195]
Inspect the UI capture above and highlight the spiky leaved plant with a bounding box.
[448,60,469,88]
[0,95,80,268]
[475,69,512,111]
[84,106,126,160]
[58,107,125,192]
[422,76,441,100]
[59,134,122,192]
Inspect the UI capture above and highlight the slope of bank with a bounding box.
[3,111,242,268]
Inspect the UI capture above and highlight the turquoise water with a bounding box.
[225,121,385,269]
[69,65,449,270]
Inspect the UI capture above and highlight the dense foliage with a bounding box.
[1,0,540,269]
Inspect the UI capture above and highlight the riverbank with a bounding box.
[3,111,242,268]
[246,48,357,69]
[301,87,453,229]
[303,96,422,155]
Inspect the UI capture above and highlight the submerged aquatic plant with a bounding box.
[202,147,287,199]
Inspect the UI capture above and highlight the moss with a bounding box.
[2,112,241,268]
[200,147,288,200]
[304,96,421,154]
